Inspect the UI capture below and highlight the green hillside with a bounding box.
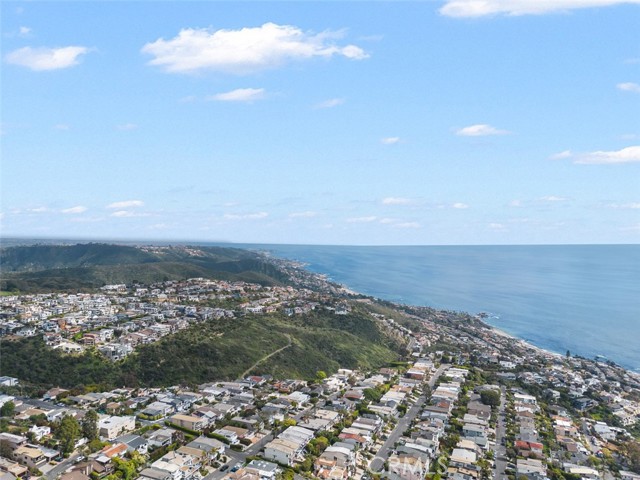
[0,306,402,389]
[0,243,289,292]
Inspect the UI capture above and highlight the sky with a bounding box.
[1,0,639,246]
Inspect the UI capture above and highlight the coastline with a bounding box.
[287,258,639,377]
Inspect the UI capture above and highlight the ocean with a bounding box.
[228,244,640,371]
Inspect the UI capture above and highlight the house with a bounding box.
[28,425,51,440]
[98,416,136,440]
[147,428,176,448]
[115,434,149,454]
[0,457,28,478]
[13,446,47,469]
[263,438,300,466]
[186,436,226,457]
[244,460,279,480]
[169,414,205,432]
[212,428,239,445]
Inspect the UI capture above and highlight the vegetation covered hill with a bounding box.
[0,243,289,292]
[0,306,403,389]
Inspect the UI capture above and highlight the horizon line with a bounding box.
[1,235,638,248]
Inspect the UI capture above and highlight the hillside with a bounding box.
[0,306,403,388]
[0,243,289,292]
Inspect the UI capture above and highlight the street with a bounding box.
[493,386,507,480]
[369,364,448,473]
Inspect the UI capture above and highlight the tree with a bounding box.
[57,415,81,454]
[282,418,297,428]
[0,401,15,417]
[82,410,99,441]
[315,371,327,381]
[0,439,12,459]
[480,390,501,407]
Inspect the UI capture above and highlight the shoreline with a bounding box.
[292,260,639,376]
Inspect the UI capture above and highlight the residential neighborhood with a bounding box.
[2,264,640,480]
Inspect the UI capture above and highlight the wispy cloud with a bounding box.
[452,202,469,209]
[382,197,413,205]
[551,146,640,164]
[314,98,345,109]
[381,136,401,145]
[607,202,640,209]
[26,206,50,213]
[107,200,144,209]
[207,88,265,103]
[346,216,377,223]
[53,124,70,131]
[539,196,567,202]
[5,46,90,71]
[440,0,640,18]
[223,212,269,220]
[110,210,149,218]
[142,22,368,74]
[61,205,88,214]
[394,221,420,229]
[549,150,573,160]
[455,124,510,137]
[488,222,506,230]
[116,123,138,131]
[574,146,640,165]
[289,211,318,218]
[617,82,640,93]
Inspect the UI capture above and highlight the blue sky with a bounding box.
[2,0,639,245]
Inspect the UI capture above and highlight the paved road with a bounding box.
[203,391,340,480]
[493,386,507,480]
[44,453,82,480]
[369,364,449,474]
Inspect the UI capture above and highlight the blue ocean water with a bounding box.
[228,244,640,371]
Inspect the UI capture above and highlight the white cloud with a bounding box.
[380,136,401,145]
[314,98,345,109]
[346,216,377,223]
[207,88,265,102]
[110,210,149,218]
[509,200,522,207]
[379,218,396,224]
[116,123,138,131]
[550,150,573,160]
[19,26,31,37]
[455,124,510,136]
[540,195,567,202]
[574,146,640,164]
[107,200,144,209]
[382,197,413,205]
[394,222,421,228]
[142,22,368,74]
[61,205,88,214]
[452,202,469,209]
[607,202,640,209]
[54,124,70,131]
[617,82,640,93]
[488,222,506,230]
[26,206,50,213]
[5,46,89,71]
[289,211,318,218]
[223,212,268,220]
[440,0,640,18]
